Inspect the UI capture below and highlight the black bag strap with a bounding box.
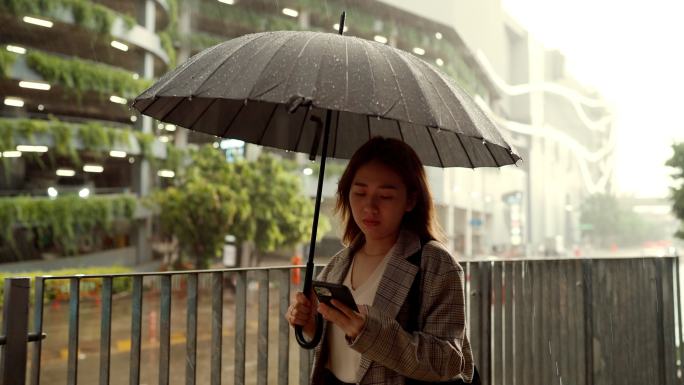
[403,239,481,385]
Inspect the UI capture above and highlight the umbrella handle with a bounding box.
[295,261,324,349]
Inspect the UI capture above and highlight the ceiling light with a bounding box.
[47,187,58,198]
[19,81,50,91]
[2,151,21,158]
[302,167,313,176]
[37,104,45,111]
[435,32,443,40]
[130,115,137,122]
[4,97,24,107]
[164,124,176,132]
[23,16,53,28]
[78,188,90,198]
[412,47,425,56]
[17,145,48,152]
[110,40,129,52]
[132,73,139,79]
[109,150,127,158]
[56,169,76,177]
[83,164,104,173]
[157,170,175,178]
[6,45,26,54]
[109,95,127,104]
[217,0,234,4]
[282,8,298,17]
[159,136,170,143]
[373,35,388,44]
[436,58,444,66]
[333,23,348,32]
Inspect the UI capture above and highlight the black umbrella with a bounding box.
[133,14,521,349]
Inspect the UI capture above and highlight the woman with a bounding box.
[287,137,474,384]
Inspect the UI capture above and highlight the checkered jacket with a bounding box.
[310,230,474,384]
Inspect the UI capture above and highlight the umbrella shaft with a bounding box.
[303,109,332,292]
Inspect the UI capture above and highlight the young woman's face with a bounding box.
[349,161,416,241]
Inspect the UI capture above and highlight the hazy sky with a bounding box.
[501,0,684,198]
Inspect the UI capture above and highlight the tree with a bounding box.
[666,142,684,239]
[151,145,329,268]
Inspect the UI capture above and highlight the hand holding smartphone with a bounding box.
[312,281,359,312]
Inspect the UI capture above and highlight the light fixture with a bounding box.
[435,32,443,40]
[47,187,58,198]
[302,167,313,176]
[130,115,137,122]
[109,150,127,158]
[6,45,26,54]
[78,188,90,198]
[109,95,127,104]
[19,81,50,91]
[4,97,24,107]
[110,40,129,52]
[412,47,425,56]
[565,204,574,212]
[23,16,53,28]
[2,151,21,158]
[333,23,348,32]
[157,170,175,178]
[217,0,234,4]
[159,136,170,143]
[128,157,135,164]
[164,124,176,132]
[373,35,388,44]
[56,168,76,177]
[282,8,299,17]
[17,145,48,152]
[132,73,140,80]
[37,104,45,111]
[83,164,104,173]
[435,58,444,66]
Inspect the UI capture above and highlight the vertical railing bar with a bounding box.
[235,271,247,385]
[67,278,80,385]
[31,276,45,385]
[1,277,30,385]
[129,275,143,385]
[278,269,291,385]
[99,277,113,385]
[582,260,594,385]
[257,270,269,385]
[159,275,172,385]
[481,261,492,385]
[211,272,223,385]
[656,258,667,385]
[186,273,198,385]
[675,257,684,385]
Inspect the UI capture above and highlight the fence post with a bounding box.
[1,277,31,385]
[581,260,594,385]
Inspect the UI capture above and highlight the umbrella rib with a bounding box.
[248,32,302,99]
[484,142,501,167]
[138,95,159,115]
[360,40,377,110]
[220,102,246,138]
[455,133,475,168]
[366,114,372,140]
[395,119,405,142]
[507,147,519,166]
[375,44,411,121]
[293,107,311,152]
[332,110,340,157]
[188,98,219,131]
[311,34,334,104]
[157,97,186,123]
[191,33,272,97]
[256,104,280,145]
[425,126,445,168]
[282,33,318,94]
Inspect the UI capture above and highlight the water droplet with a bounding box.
[244,99,248,105]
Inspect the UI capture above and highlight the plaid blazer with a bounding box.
[310,230,474,385]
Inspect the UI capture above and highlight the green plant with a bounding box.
[667,142,684,240]
[0,194,136,256]
[0,266,134,308]
[25,51,152,102]
[0,50,17,78]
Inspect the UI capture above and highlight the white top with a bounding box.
[326,252,392,383]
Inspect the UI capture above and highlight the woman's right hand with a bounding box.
[287,292,317,337]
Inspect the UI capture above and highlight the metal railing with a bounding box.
[1,257,682,385]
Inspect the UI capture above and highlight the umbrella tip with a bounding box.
[338,12,346,35]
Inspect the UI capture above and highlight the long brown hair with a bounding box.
[335,137,444,245]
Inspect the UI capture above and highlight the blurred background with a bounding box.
[0,0,682,271]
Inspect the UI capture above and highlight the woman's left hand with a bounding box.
[318,300,368,340]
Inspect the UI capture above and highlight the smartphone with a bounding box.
[312,281,359,312]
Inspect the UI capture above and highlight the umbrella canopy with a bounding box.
[133,30,520,167]
[133,24,521,349]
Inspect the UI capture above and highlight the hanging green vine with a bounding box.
[25,51,152,102]
[0,0,136,36]
[0,194,136,256]
[0,50,17,78]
